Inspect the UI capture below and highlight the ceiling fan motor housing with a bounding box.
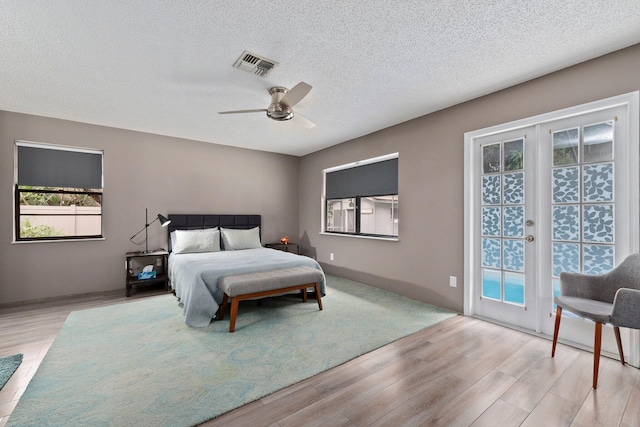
[267,87,293,121]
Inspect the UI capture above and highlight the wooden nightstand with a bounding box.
[125,250,169,297]
[265,242,300,255]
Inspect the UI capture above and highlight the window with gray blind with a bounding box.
[324,154,398,238]
[14,141,104,241]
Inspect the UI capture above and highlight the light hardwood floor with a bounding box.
[1,291,639,427]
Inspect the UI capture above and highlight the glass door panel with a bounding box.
[481,139,526,305]
[550,120,616,309]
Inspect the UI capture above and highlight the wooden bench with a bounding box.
[218,266,324,332]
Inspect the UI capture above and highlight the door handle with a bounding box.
[524,235,535,242]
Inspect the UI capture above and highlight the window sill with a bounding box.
[320,232,399,242]
[12,237,106,244]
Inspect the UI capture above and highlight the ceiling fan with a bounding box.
[218,82,315,129]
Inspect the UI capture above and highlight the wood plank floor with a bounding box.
[1,291,639,427]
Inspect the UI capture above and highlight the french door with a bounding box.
[472,126,537,331]
[464,92,639,363]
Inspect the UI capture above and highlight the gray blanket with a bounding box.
[169,248,326,327]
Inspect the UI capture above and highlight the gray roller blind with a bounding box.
[18,145,103,189]
[326,158,398,199]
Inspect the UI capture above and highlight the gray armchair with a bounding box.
[551,253,640,389]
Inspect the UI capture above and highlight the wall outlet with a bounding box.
[330,253,334,261]
[449,276,457,287]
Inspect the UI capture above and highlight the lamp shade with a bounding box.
[158,214,171,227]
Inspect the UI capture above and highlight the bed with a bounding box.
[167,214,326,327]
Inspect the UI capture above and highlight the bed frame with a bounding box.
[167,214,261,252]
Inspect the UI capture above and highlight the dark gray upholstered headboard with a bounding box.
[167,214,261,252]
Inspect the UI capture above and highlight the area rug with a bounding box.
[8,275,457,427]
[0,353,23,390]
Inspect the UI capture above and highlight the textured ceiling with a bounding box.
[2,1,640,156]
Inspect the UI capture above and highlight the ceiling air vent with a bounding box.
[234,51,278,77]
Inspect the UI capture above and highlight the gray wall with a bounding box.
[299,43,640,313]
[3,44,639,310]
[0,112,299,304]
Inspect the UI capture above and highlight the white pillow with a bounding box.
[221,227,262,250]
[172,228,220,254]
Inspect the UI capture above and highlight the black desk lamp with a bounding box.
[130,208,171,253]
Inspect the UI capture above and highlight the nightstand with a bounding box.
[125,250,169,297]
[265,242,300,255]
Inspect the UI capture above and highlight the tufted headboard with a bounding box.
[167,214,261,252]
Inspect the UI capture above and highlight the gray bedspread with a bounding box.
[168,248,326,327]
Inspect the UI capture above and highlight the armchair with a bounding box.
[551,253,640,388]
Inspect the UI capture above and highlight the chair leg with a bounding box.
[593,322,603,389]
[552,306,562,357]
[614,326,626,365]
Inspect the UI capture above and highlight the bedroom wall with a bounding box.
[0,112,299,305]
[299,43,640,312]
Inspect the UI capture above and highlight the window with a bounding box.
[324,153,398,238]
[14,141,104,241]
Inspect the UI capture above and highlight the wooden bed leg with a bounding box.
[219,294,229,320]
[229,298,240,333]
[314,283,323,311]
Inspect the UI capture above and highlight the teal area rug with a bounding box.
[8,275,456,427]
[0,353,23,390]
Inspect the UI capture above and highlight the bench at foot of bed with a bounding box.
[218,266,324,332]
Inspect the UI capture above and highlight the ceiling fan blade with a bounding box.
[218,109,266,114]
[291,112,316,129]
[280,82,312,108]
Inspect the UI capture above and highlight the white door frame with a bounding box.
[464,91,640,365]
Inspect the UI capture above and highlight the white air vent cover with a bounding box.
[233,51,278,77]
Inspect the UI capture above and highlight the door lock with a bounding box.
[524,235,535,242]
